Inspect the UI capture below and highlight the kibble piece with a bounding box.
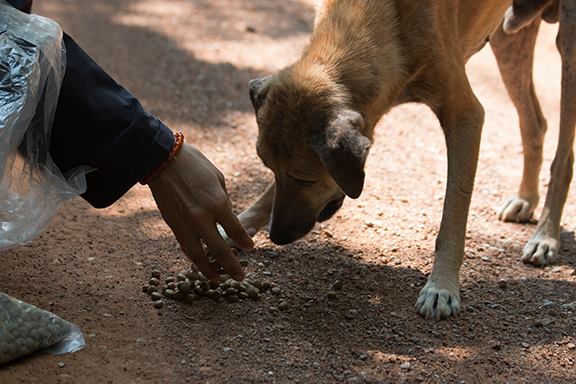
[165,276,177,284]
[224,288,238,296]
[271,287,282,295]
[239,292,249,300]
[176,273,188,281]
[185,270,202,281]
[249,280,263,290]
[150,292,163,301]
[262,281,271,291]
[167,282,178,291]
[177,281,192,294]
[163,289,176,299]
[146,286,158,295]
[151,271,161,279]
[246,287,260,300]
[142,285,150,293]
[149,278,160,286]
[199,281,210,292]
[230,281,243,290]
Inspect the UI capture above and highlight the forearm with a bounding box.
[50,33,175,208]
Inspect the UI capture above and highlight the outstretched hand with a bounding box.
[148,143,254,282]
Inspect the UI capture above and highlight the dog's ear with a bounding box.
[311,110,371,199]
[249,76,271,112]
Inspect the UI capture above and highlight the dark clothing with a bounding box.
[52,34,174,207]
[6,0,175,208]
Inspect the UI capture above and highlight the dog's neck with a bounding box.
[295,0,407,138]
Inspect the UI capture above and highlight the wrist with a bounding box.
[140,131,184,185]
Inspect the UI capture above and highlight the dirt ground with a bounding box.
[1,0,575,383]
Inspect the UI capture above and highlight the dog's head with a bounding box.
[249,68,371,245]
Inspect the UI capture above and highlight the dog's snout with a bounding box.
[269,219,316,245]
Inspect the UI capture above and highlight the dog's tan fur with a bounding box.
[492,0,575,268]
[230,0,576,320]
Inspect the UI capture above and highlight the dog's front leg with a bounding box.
[522,1,576,266]
[219,182,274,246]
[416,75,485,321]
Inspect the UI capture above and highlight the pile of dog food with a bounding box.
[142,269,284,309]
[0,293,73,364]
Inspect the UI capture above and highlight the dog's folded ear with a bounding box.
[249,76,272,112]
[311,110,371,199]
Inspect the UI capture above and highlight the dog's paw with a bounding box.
[498,196,536,223]
[522,232,558,266]
[416,280,460,321]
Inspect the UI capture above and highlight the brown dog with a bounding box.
[226,0,575,320]
[492,0,574,267]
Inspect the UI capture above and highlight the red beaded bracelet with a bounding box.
[140,131,185,185]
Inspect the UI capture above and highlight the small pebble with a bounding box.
[153,301,164,309]
[271,287,282,295]
[331,280,343,291]
[345,309,357,320]
[327,291,338,300]
[400,362,411,370]
[567,343,576,350]
[57,362,65,368]
[278,301,290,311]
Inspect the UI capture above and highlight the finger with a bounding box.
[173,231,221,283]
[219,209,254,250]
[200,225,245,281]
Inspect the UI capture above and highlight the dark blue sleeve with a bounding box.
[50,33,175,208]
[6,0,32,13]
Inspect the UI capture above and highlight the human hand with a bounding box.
[148,143,254,282]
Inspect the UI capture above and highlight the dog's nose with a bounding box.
[269,220,316,245]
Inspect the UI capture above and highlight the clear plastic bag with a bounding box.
[0,293,86,364]
[0,1,87,365]
[0,0,89,250]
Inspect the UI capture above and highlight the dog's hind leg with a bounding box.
[491,20,546,223]
[522,0,576,266]
[219,182,274,246]
[416,66,485,321]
